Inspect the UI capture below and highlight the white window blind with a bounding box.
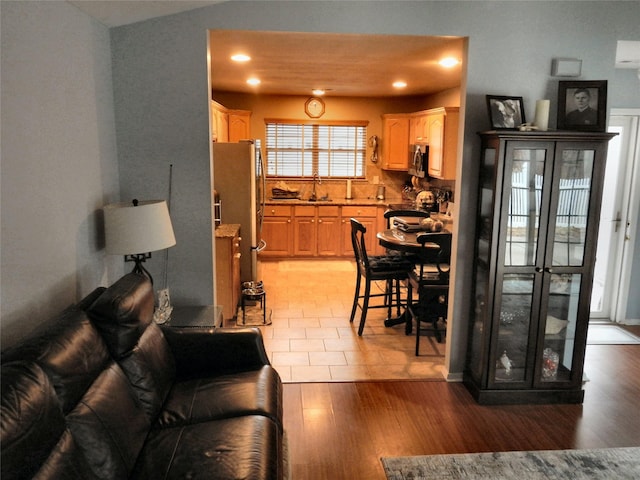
[265,121,367,178]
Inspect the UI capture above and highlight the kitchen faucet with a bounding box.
[309,171,322,201]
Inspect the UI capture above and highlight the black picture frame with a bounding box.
[557,80,607,132]
[486,95,525,130]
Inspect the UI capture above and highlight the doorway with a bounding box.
[591,109,640,322]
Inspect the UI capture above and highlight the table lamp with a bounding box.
[104,199,176,284]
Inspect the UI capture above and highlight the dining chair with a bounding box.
[383,209,431,229]
[381,209,430,312]
[349,218,414,336]
[407,232,452,354]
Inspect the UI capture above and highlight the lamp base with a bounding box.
[125,253,154,284]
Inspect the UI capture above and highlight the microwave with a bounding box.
[408,143,429,177]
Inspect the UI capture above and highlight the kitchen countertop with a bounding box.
[215,223,240,238]
[266,199,454,229]
[266,198,394,207]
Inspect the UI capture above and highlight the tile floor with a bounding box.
[235,259,446,383]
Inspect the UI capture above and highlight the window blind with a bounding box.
[265,121,367,178]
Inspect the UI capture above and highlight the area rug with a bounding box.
[587,325,640,345]
[382,447,640,480]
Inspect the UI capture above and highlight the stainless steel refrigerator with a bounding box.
[212,140,266,283]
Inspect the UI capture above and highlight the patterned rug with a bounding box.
[382,447,640,479]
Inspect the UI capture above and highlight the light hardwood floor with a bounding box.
[247,260,640,479]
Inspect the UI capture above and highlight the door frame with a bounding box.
[595,109,640,324]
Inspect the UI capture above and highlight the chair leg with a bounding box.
[349,272,362,324]
[405,282,413,336]
[358,279,372,336]
[394,278,402,317]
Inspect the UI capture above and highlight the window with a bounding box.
[265,120,367,178]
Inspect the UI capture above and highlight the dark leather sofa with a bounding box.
[1,273,284,480]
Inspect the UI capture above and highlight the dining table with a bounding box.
[376,228,451,254]
[376,228,452,330]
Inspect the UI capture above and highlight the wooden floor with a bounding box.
[283,326,640,479]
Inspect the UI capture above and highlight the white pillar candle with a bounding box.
[346,179,352,199]
[534,100,550,131]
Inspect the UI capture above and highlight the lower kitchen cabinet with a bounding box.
[317,206,342,256]
[261,205,292,257]
[262,204,386,258]
[341,206,379,256]
[215,224,241,320]
[293,206,316,256]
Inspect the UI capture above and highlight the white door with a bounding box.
[591,110,640,321]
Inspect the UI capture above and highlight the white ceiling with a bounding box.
[67,1,222,27]
[210,30,465,97]
[68,1,465,98]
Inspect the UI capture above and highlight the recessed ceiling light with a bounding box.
[231,54,251,62]
[312,89,326,96]
[246,77,261,86]
[439,57,460,68]
[392,81,407,89]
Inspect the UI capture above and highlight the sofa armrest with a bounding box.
[160,327,271,378]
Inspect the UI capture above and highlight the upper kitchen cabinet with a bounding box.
[210,100,251,142]
[381,114,410,171]
[382,107,459,179]
[228,110,252,142]
[424,107,459,180]
[211,101,228,142]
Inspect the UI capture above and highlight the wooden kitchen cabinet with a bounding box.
[261,205,292,257]
[341,206,379,256]
[426,107,459,180]
[410,112,429,143]
[317,206,341,256]
[465,130,616,404]
[210,100,228,142]
[211,100,251,143]
[293,205,317,256]
[228,110,252,142]
[381,114,410,171]
[215,224,241,320]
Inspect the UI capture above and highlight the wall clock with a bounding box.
[305,97,325,118]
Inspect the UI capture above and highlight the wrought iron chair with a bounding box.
[349,218,414,336]
[407,232,452,354]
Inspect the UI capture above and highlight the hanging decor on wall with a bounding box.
[557,80,607,132]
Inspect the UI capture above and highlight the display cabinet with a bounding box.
[464,130,616,404]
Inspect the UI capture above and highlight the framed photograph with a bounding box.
[557,80,607,132]
[486,95,526,130]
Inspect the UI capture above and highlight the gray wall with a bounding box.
[1,1,638,364]
[111,1,639,375]
[0,1,121,349]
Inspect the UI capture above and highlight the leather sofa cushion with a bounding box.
[66,361,150,480]
[87,273,154,359]
[157,366,282,429]
[119,322,176,423]
[33,430,98,480]
[1,362,66,480]
[1,309,111,414]
[133,415,281,480]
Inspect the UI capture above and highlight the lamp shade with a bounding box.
[104,200,176,255]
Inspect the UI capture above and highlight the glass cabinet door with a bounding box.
[537,145,597,385]
[490,143,552,388]
[503,146,548,267]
